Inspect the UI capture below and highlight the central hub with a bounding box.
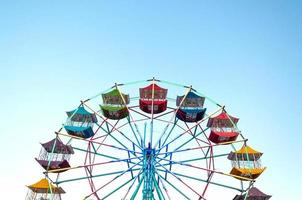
[143,147,155,159]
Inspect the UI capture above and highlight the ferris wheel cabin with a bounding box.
[26,178,65,200]
[207,112,240,144]
[175,91,207,122]
[228,145,266,180]
[139,83,168,114]
[64,106,97,138]
[35,138,74,173]
[100,88,130,120]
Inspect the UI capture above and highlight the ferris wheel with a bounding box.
[26,78,271,200]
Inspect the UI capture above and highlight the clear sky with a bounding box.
[0,0,301,199]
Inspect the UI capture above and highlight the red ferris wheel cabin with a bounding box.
[139,83,168,114]
[207,111,239,144]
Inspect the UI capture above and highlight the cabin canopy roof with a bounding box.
[228,145,263,161]
[233,187,271,199]
[140,83,168,99]
[27,178,65,194]
[207,112,239,128]
[66,106,97,123]
[176,91,205,107]
[41,138,74,154]
[102,89,130,105]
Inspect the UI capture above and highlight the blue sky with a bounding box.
[0,1,301,199]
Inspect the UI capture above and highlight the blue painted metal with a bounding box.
[156,118,178,149]
[156,172,190,200]
[98,122,143,155]
[128,116,142,147]
[142,143,156,200]
[127,151,134,179]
